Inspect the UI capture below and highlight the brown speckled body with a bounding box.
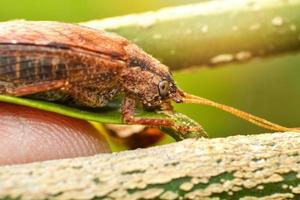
[0,20,184,130]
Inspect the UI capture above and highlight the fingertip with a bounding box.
[0,102,110,165]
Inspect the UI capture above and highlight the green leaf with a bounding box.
[0,95,207,140]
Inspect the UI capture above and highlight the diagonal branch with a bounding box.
[82,0,300,70]
[1,132,300,199]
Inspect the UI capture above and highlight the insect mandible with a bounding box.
[0,20,297,134]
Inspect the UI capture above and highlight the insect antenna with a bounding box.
[182,92,300,133]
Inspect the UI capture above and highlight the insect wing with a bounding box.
[0,21,128,59]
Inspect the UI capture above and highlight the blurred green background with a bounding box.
[0,0,299,138]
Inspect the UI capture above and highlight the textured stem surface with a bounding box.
[82,0,300,70]
[1,132,300,199]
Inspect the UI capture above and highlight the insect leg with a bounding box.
[4,80,67,96]
[65,85,113,107]
[122,96,174,127]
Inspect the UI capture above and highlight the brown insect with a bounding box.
[0,20,297,134]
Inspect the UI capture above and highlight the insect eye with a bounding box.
[158,80,170,98]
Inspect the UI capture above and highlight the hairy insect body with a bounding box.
[0,20,184,130]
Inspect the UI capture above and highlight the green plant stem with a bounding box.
[0,132,299,199]
[82,0,300,70]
